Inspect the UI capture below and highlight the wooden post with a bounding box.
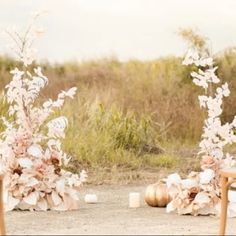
[219,176,228,236]
[0,177,5,235]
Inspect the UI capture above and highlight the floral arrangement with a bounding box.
[0,13,87,211]
[166,47,236,216]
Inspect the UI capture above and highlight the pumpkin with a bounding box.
[145,182,170,207]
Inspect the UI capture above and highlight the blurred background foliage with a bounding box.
[0,29,235,182]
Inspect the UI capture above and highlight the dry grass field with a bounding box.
[1,47,236,181]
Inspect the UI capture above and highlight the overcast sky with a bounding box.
[0,0,236,62]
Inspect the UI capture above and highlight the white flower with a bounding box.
[169,46,236,216]
[1,16,84,212]
[23,191,39,205]
[56,179,65,195]
[53,99,64,108]
[194,192,210,205]
[5,195,20,211]
[198,57,213,67]
[43,99,53,109]
[36,198,48,211]
[18,158,33,169]
[47,116,68,138]
[182,48,199,65]
[10,68,24,78]
[206,97,222,118]
[166,201,176,213]
[191,67,220,89]
[20,48,37,66]
[222,83,230,97]
[166,173,181,188]
[205,67,220,84]
[59,87,77,99]
[27,144,43,158]
[181,179,198,189]
[191,71,208,89]
[199,169,215,184]
[26,177,39,187]
[183,48,213,67]
[51,191,62,206]
[198,95,208,108]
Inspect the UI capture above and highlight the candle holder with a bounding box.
[129,192,140,208]
[84,194,98,204]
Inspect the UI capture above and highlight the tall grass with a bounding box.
[59,100,162,169]
[0,48,235,177]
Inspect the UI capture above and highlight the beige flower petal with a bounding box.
[51,191,62,206]
[199,169,215,184]
[177,203,193,215]
[63,194,78,210]
[166,173,181,188]
[166,201,176,213]
[66,188,79,201]
[23,191,39,205]
[194,192,210,205]
[46,194,55,208]
[197,206,217,216]
[52,202,67,211]
[27,144,43,158]
[5,195,20,211]
[17,200,31,210]
[26,177,39,187]
[37,198,48,211]
[18,158,33,169]
[56,179,65,196]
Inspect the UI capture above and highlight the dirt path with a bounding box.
[5,184,236,235]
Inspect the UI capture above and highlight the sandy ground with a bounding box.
[4,184,236,235]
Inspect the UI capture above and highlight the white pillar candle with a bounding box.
[84,194,98,204]
[129,192,140,208]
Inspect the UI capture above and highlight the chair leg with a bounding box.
[0,179,5,235]
[219,176,228,236]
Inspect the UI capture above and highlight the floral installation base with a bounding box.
[165,48,236,217]
[0,13,87,211]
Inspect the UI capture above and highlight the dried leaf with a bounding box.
[18,158,33,169]
[23,191,39,205]
[51,191,62,206]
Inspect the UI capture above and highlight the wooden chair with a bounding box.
[219,168,236,235]
[0,176,5,235]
